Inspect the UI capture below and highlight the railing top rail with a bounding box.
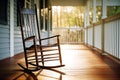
[53,27,83,30]
[104,13,120,23]
[85,12,120,28]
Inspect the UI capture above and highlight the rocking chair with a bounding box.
[18,4,65,72]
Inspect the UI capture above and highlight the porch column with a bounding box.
[35,0,40,23]
[43,0,46,30]
[84,6,87,28]
[50,8,52,31]
[10,0,14,57]
[84,3,88,44]
[86,0,90,26]
[47,9,51,44]
[102,0,107,19]
[93,0,96,23]
[48,8,52,36]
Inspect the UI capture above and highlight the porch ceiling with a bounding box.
[51,0,87,6]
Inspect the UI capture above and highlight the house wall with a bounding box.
[0,24,10,60]
[0,0,50,60]
[14,0,23,55]
[0,0,10,60]
[0,0,23,60]
[14,0,36,55]
[0,0,35,60]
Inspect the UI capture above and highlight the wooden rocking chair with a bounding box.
[18,4,65,72]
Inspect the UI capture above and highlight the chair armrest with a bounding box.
[24,36,36,41]
[40,35,60,40]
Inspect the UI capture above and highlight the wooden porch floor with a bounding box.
[0,44,120,80]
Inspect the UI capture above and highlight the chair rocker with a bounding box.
[18,4,65,72]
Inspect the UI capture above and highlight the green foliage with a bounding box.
[107,6,120,17]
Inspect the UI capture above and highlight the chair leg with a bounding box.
[58,45,62,65]
[40,49,44,66]
[38,43,44,66]
[24,52,29,68]
[57,37,63,65]
[33,38,39,67]
[17,63,40,72]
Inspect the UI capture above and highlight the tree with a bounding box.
[52,6,84,28]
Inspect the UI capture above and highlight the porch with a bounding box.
[0,0,120,79]
[0,44,120,80]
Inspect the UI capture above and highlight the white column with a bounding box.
[34,0,40,27]
[93,0,96,23]
[84,6,88,44]
[84,6,87,28]
[10,0,14,57]
[47,7,50,44]
[43,0,46,30]
[102,0,107,19]
[86,0,90,26]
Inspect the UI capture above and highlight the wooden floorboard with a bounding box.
[0,44,120,80]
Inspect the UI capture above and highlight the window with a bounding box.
[0,0,8,25]
[17,0,24,26]
[17,0,31,9]
[25,0,31,8]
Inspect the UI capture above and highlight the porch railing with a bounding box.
[52,27,84,44]
[85,13,120,59]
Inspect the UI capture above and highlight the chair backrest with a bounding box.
[20,8,38,40]
[19,4,42,48]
